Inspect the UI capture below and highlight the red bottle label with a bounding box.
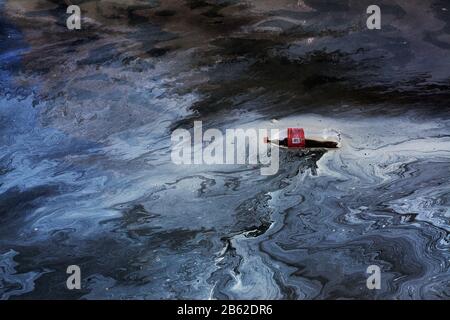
[287,128,305,148]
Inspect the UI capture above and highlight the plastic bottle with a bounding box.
[264,128,341,149]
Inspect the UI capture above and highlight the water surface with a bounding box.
[0,0,449,299]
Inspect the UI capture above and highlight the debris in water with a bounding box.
[264,128,341,149]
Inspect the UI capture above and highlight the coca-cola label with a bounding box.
[287,128,305,148]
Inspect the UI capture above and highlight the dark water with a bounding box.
[0,0,449,299]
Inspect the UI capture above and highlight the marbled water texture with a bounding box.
[0,0,449,299]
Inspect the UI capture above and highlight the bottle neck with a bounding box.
[266,138,288,146]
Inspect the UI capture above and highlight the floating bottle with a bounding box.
[264,128,340,149]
